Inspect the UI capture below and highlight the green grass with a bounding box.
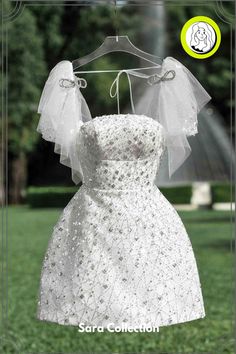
[1,206,235,353]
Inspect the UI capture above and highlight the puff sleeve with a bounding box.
[157,56,212,177]
[36,60,92,184]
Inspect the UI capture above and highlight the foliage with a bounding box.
[167,2,235,118]
[3,207,234,353]
[160,185,192,204]
[7,7,46,156]
[211,182,235,203]
[26,186,79,208]
[29,6,64,68]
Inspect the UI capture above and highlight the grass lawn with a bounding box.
[1,206,235,353]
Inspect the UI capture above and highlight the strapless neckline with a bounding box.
[84,113,164,130]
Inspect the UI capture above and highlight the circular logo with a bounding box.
[180,16,221,59]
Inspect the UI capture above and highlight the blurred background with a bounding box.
[1,0,235,353]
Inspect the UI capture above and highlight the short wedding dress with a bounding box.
[36,57,211,331]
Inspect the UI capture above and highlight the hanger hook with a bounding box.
[113,0,119,41]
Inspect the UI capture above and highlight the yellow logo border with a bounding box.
[180,16,221,59]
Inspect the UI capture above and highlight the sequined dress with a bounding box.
[36,113,205,330]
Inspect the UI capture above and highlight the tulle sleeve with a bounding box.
[158,56,212,177]
[36,60,92,184]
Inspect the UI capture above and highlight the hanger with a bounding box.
[72,35,163,71]
[72,1,163,71]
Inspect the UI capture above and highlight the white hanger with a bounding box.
[72,35,163,71]
[72,1,163,71]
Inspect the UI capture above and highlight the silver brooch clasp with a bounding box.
[147,70,176,85]
[59,77,87,89]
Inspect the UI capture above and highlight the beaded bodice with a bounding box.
[78,114,166,190]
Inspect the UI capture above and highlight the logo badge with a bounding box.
[180,16,221,59]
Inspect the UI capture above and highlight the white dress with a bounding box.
[36,57,211,331]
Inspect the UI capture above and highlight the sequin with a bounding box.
[37,114,205,330]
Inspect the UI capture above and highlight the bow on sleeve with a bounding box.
[37,60,92,184]
[157,56,212,178]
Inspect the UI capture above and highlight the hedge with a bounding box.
[211,182,234,203]
[26,183,233,208]
[159,186,192,204]
[26,186,79,208]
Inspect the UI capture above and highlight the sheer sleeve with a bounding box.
[157,56,212,177]
[36,60,92,184]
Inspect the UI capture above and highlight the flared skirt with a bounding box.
[36,184,205,330]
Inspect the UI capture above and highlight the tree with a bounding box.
[7,5,46,203]
[166,2,235,124]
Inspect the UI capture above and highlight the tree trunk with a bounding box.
[10,152,27,204]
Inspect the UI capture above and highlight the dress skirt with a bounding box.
[36,183,205,329]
